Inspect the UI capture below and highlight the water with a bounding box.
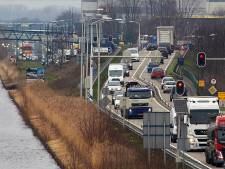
[0,82,60,169]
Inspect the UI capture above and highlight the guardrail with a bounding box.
[99,104,210,169]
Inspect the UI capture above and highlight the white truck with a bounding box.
[108,64,124,85]
[171,97,220,150]
[157,26,175,54]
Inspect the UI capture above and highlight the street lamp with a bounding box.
[129,20,141,49]
[89,17,112,106]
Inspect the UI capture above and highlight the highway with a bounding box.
[103,49,221,169]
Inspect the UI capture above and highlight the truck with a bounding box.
[205,115,225,167]
[108,64,124,85]
[170,97,220,151]
[157,26,175,54]
[146,35,157,51]
[26,67,44,79]
[120,85,153,118]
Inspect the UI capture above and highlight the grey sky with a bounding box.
[0,0,81,9]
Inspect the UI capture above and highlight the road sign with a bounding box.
[178,57,184,65]
[218,92,225,101]
[211,79,217,85]
[143,111,170,149]
[198,80,205,88]
[173,99,188,114]
[208,86,217,95]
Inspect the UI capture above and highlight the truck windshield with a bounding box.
[127,91,151,99]
[190,109,219,124]
[109,70,122,77]
[218,129,225,144]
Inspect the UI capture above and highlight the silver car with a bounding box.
[163,81,176,93]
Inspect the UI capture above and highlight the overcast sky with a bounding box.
[0,0,81,9]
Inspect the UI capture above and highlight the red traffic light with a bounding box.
[197,52,206,67]
[176,80,185,96]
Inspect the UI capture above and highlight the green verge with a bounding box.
[220,107,225,111]
[165,52,179,76]
[16,60,58,82]
[93,49,124,101]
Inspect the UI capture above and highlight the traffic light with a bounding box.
[108,35,113,41]
[176,80,185,96]
[197,52,206,67]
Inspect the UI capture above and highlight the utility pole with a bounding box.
[46,23,49,66]
[97,22,101,106]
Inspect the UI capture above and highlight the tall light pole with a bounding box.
[129,21,141,49]
[89,16,112,105]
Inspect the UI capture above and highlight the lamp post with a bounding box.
[90,16,112,101]
[89,16,112,106]
[129,20,141,49]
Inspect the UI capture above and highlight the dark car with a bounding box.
[159,43,173,54]
[128,62,133,70]
[122,63,130,77]
[158,47,169,59]
[146,43,157,51]
[147,63,159,73]
[170,86,187,101]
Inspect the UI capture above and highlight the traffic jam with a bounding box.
[103,26,225,168]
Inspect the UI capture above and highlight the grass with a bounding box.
[0,58,181,169]
[165,52,179,76]
[220,107,225,111]
[17,60,43,73]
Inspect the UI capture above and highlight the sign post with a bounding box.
[172,99,189,163]
[143,110,170,165]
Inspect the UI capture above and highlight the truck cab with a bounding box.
[108,64,124,85]
[205,115,225,167]
[121,86,153,118]
[171,97,220,151]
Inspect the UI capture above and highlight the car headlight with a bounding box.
[148,108,152,112]
[188,135,196,145]
[129,109,132,112]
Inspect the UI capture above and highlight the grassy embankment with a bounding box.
[0,58,183,169]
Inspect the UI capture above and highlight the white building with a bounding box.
[207,0,225,14]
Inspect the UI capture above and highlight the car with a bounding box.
[128,62,133,70]
[114,92,124,109]
[147,63,159,73]
[151,67,165,79]
[163,81,176,93]
[122,63,130,77]
[158,47,169,58]
[161,76,175,89]
[159,43,173,54]
[170,86,187,101]
[112,91,123,105]
[128,48,140,62]
[107,79,122,93]
[146,43,157,51]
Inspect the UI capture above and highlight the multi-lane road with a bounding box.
[103,49,222,169]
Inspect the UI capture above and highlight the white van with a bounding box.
[108,64,124,85]
[128,48,140,62]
